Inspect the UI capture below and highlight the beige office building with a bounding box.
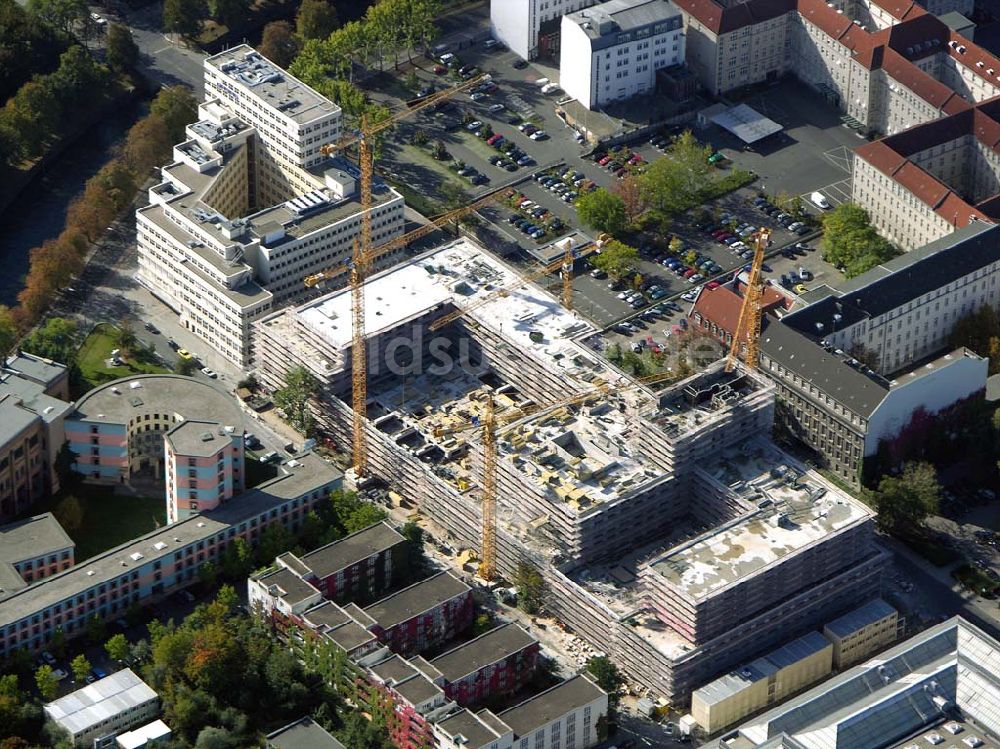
[823,598,899,668]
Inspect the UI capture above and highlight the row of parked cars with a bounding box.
[507,192,564,241]
[533,168,586,203]
[613,300,684,335]
[751,196,811,235]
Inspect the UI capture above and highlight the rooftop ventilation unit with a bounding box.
[958,45,967,54]
[949,40,958,48]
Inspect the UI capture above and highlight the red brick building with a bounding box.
[689,280,790,347]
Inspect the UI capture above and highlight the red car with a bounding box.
[629,154,644,164]
[599,155,613,166]
[433,65,447,75]
[711,230,727,239]
[487,134,503,145]
[683,268,697,279]
[706,281,720,290]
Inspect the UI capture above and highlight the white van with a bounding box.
[534,77,550,87]
[541,82,561,95]
[810,191,831,209]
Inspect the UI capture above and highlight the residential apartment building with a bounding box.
[293,521,408,603]
[43,669,159,747]
[164,420,245,524]
[760,222,998,485]
[690,631,833,734]
[497,675,608,749]
[490,0,603,60]
[822,598,899,668]
[137,47,406,369]
[0,513,74,595]
[560,0,684,109]
[428,623,540,706]
[0,453,341,659]
[0,353,73,521]
[707,616,1000,749]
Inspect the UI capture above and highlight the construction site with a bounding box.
[253,233,889,704]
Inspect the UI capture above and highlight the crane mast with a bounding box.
[726,228,771,372]
[478,395,498,582]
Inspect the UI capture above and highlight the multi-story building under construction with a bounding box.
[253,237,888,704]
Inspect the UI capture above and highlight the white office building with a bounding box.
[44,669,160,747]
[490,0,602,60]
[560,0,684,109]
[136,46,406,369]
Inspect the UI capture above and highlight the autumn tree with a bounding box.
[106,23,139,73]
[207,0,247,26]
[34,666,58,701]
[259,21,300,69]
[0,306,16,358]
[123,114,172,174]
[70,654,91,683]
[53,494,83,533]
[589,239,638,279]
[27,0,87,34]
[951,305,1000,375]
[821,202,899,277]
[296,0,339,40]
[613,174,645,226]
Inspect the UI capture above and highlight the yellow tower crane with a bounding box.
[726,228,772,372]
[314,74,485,477]
[432,370,684,581]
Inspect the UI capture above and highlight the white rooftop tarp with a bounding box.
[710,104,783,144]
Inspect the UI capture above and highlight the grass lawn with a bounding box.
[457,131,501,162]
[77,323,169,393]
[953,563,1000,598]
[29,487,166,561]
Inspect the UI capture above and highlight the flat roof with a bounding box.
[164,420,236,457]
[115,719,171,749]
[499,675,606,736]
[363,571,469,630]
[266,718,346,749]
[294,239,601,380]
[824,598,897,638]
[4,352,66,387]
[256,566,320,607]
[648,441,872,601]
[299,522,405,580]
[72,375,245,428]
[565,0,682,42]
[301,601,378,653]
[44,669,157,736]
[0,513,74,564]
[710,104,783,144]
[0,453,340,624]
[205,46,340,125]
[0,372,74,425]
[430,623,536,682]
[0,394,41,443]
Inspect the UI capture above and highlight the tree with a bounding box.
[613,174,645,226]
[296,0,339,40]
[70,654,91,683]
[586,655,623,708]
[105,633,129,663]
[52,494,83,534]
[123,112,172,173]
[259,21,299,69]
[20,316,77,363]
[34,666,58,701]
[589,239,638,279]
[27,0,87,33]
[50,627,67,659]
[951,306,1000,375]
[512,561,545,614]
[149,86,198,144]
[163,0,205,40]
[0,306,17,359]
[274,366,320,433]
[575,188,627,236]
[207,0,247,25]
[106,23,139,73]
[219,538,253,580]
[85,615,106,645]
[864,461,940,533]
[198,560,219,588]
[194,727,237,749]
[256,523,294,565]
[114,320,138,357]
[821,202,899,277]
[177,358,198,376]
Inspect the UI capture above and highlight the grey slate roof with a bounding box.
[299,521,405,580]
[760,319,890,417]
[363,571,469,630]
[0,513,74,564]
[430,623,536,682]
[784,222,999,340]
[499,675,606,737]
[566,0,681,42]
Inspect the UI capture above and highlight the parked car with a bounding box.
[466,121,482,131]
[513,58,528,69]
[177,348,193,360]
[529,130,548,140]
[794,283,809,294]
[488,103,504,113]
[200,367,217,379]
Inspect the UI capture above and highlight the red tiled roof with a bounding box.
[936,192,989,228]
[868,0,926,21]
[854,140,906,175]
[673,0,793,35]
[671,0,725,33]
[880,48,971,113]
[691,285,743,338]
[892,161,950,208]
[974,107,1000,152]
[880,108,974,155]
[947,31,1000,90]
[795,0,853,44]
